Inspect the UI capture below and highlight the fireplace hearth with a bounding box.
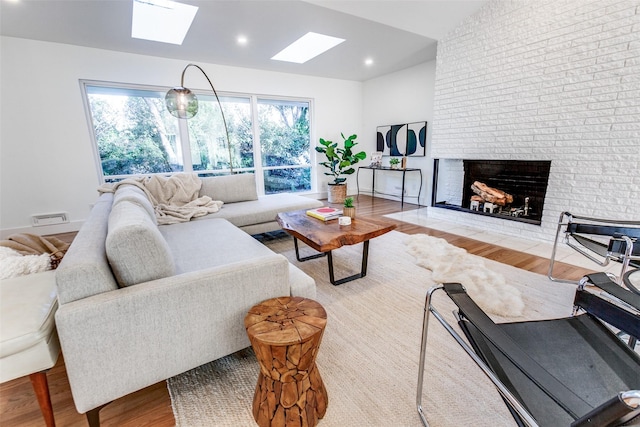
[432,159,552,225]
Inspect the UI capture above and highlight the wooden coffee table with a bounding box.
[276,209,396,285]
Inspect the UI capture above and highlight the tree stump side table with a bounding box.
[244,296,328,427]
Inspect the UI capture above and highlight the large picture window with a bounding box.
[82,81,313,195]
[258,98,311,194]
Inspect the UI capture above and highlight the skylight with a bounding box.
[131,0,198,45]
[271,32,345,64]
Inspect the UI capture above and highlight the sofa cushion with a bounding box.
[112,185,157,225]
[288,264,316,299]
[158,218,276,274]
[0,269,60,382]
[1,270,58,358]
[193,193,323,228]
[199,174,258,204]
[106,200,175,287]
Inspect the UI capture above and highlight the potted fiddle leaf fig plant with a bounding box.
[316,133,367,203]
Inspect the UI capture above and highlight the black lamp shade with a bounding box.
[165,87,198,119]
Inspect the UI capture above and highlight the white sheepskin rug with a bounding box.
[0,246,51,279]
[405,234,525,317]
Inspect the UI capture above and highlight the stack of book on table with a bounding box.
[306,207,343,221]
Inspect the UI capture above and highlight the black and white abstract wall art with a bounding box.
[376,124,406,156]
[406,121,427,157]
[376,121,427,157]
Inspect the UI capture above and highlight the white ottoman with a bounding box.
[1,269,60,427]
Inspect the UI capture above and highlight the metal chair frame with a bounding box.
[416,280,640,427]
[547,212,640,286]
[417,285,540,427]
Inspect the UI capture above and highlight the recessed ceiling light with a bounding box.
[365,58,374,66]
[237,35,248,45]
[272,32,345,64]
[131,0,198,45]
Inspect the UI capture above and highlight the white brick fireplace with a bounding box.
[429,0,640,243]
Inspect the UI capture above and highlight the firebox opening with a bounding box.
[432,159,552,225]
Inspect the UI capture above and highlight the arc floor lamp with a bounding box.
[165,63,234,173]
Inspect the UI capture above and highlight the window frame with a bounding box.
[80,79,316,196]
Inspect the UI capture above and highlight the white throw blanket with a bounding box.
[100,174,223,225]
[405,234,525,317]
[0,247,51,279]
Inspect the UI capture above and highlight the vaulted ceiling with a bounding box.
[1,0,486,81]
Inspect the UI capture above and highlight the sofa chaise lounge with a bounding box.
[54,173,323,425]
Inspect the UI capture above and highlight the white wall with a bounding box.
[0,36,363,236]
[430,0,640,242]
[361,61,436,205]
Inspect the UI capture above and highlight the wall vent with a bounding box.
[32,212,69,226]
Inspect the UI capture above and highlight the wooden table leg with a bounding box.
[29,371,55,427]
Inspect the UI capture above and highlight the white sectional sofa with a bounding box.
[54,173,323,426]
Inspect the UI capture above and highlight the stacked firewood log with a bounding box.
[471,181,513,206]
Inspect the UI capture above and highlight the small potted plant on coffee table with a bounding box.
[389,158,400,169]
[343,197,356,219]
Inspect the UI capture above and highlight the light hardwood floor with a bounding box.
[0,196,591,426]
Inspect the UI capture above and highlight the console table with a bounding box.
[356,166,423,208]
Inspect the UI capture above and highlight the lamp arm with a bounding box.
[181,63,234,174]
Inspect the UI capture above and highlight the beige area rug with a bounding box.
[168,231,578,427]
